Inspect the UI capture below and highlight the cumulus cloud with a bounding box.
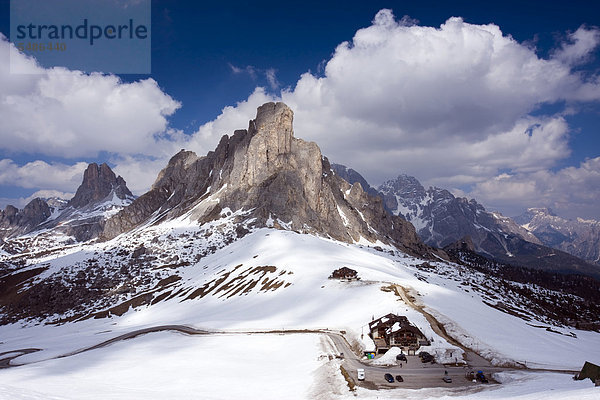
[471,157,600,219]
[553,26,600,66]
[0,35,181,159]
[0,159,88,192]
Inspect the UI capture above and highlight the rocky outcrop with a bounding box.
[331,163,383,202]
[0,198,52,238]
[0,163,134,243]
[68,163,133,208]
[443,236,476,252]
[103,102,434,258]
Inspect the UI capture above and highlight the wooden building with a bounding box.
[368,313,429,354]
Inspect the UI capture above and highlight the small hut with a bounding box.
[329,267,359,281]
[577,361,600,384]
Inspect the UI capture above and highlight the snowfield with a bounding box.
[0,332,342,400]
[1,228,600,399]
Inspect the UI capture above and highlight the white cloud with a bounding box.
[228,62,281,90]
[0,35,181,159]
[0,159,88,192]
[471,157,600,219]
[110,155,174,195]
[265,68,280,90]
[553,26,600,66]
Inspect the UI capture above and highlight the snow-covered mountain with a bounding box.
[0,103,599,399]
[0,163,135,255]
[331,166,600,278]
[0,103,436,325]
[377,174,540,249]
[515,208,600,265]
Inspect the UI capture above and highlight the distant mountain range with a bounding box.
[332,164,600,278]
[515,208,600,266]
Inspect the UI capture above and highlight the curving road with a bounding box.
[0,323,577,392]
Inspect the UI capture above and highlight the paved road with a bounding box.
[0,324,576,391]
[0,348,41,368]
[391,284,494,367]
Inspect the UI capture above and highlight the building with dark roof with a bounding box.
[368,313,430,354]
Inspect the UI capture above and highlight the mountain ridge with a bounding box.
[331,164,600,279]
[102,102,435,258]
[0,162,134,244]
[516,207,600,266]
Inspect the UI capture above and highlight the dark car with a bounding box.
[475,371,489,383]
[421,354,434,363]
[395,375,404,382]
[384,373,394,383]
[396,353,407,362]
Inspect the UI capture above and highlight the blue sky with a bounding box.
[0,0,599,219]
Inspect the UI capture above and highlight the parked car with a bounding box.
[384,373,394,383]
[421,354,434,363]
[443,376,452,383]
[357,368,365,381]
[475,371,489,383]
[395,375,404,382]
[396,353,407,362]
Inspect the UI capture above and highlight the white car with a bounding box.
[357,368,365,381]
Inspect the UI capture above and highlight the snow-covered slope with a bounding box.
[1,226,598,369]
[1,102,599,399]
[1,216,599,398]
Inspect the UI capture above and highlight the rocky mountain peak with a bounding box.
[515,208,600,266]
[102,102,434,258]
[528,207,557,217]
[251,101,294,154]
[384,174,426,198]
[68,163,133,209]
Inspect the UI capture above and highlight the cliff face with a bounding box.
[0,163,134,243]
[0,199,51,238]
[68,163,133,209]
[103,102,431,257]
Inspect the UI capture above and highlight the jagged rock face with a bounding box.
[0,163,134,244]
[331,164,383,205]
[376,175,540,250]
[103,102,431,257]
[0,198,51,238]
[329,166,599,277]
[516,208,600,266]
[69,163,133,208]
